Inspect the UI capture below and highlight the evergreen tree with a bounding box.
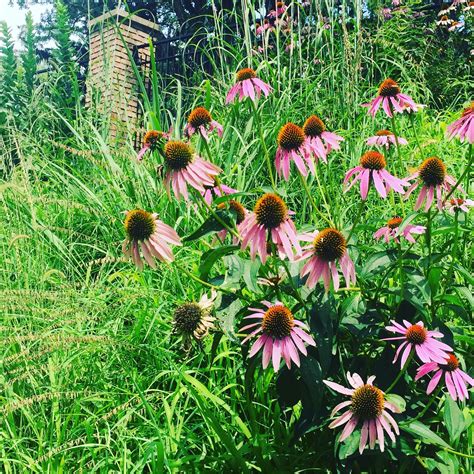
[51,0,79,113]
[21,11,38,94]
[0,22,19,109]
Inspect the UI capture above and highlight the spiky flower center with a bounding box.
[462,103,474,116]
[440,15,449,21]
[303,115,326,137]
[124,209,156,241]
[254,193,288,229]
[173,303,203,335]
[262,305,294,338]
[144,130,163,148]
[360,151,386,170]
[387,216,402,229]
[229,200,246,224]
[218,200,246,224]
[419,157,446,187]
[164,141,193,170]
[442,354,459,372]
[376,129,393,136]
[450,198,464,206]
[277,1,285,7]
[313,228,346,262]
[188,107,212,128]
[278,123,305,150]
[236,68,256,81]
[378,78,401,97]
[351,385,384,420]
[405,324,427,345]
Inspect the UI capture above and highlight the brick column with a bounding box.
[86,8,159,143]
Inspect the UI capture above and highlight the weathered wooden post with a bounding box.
[86,8,160,143]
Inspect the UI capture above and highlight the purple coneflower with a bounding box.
[366,130,408,148]
[344,151,409,200]
[137,130,169,161]
[122,209,181,269]
[201,180,237,206]
[415,354,474,401]
[268,1,287,18]
[446,103,474,143]
[215,200,248,242]
[384,320,453,367]
[163,141,221,201]
[239,193,301,264]
[184,107,223,140]
[445,197,474,213]
[173,291,217,346]
[241,301,315,371]
[362,78,421,117]
[303,115,344,164]
[373,217,426,244]
[299,228,356,292]
[226,68,272,104]
[275,123,314,180]
[404,157,458,212]
[324,373,401,454]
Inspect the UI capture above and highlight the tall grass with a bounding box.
[1,2,472,471]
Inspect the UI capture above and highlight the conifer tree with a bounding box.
[0,21,19,110]
[21,11,38,94]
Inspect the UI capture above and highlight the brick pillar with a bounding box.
[86,8,160,143]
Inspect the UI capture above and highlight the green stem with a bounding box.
[390,114,404,172]
[280,259,308,310]
[409,385,442,422]
[390,114,406,214]
[397,241,404,303]
[442,448,474,460]
[250,99,276,190]
[346,199,366,243]
[409,114,423,156]
[196,190,240,239]
[386,349,414,394]
[442,145,472,204]
[299,174,333,226]
[445,211,459,285]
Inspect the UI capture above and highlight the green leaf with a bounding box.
[183,209,235,242]
[402,421,451,449]
[338,429,359,459]
[444,396,465,444]
[199,245,239,280]
[242,259,261,293]
[386,393,406,413]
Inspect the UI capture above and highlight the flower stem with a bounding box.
[346,199,366,243]
[385,349,414,394]
[196,190,240,239]
[410,385,443,422]
[250,99,276,190]
[299,173,333,226]
[390,114,406,214]
[409,113,423,156]
[445,211,459,286]
[390,114,404,172]
[443,144,472,203]
[397,241,404,303]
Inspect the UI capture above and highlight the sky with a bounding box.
[0,0,49,47]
